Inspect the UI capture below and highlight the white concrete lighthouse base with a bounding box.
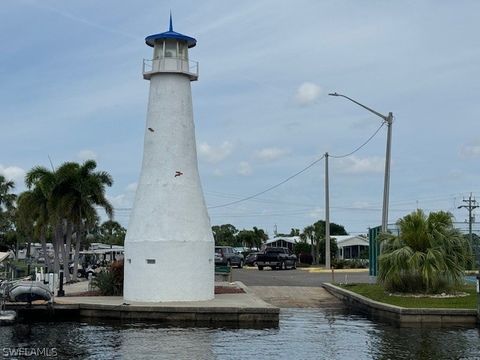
[123,240,214,302]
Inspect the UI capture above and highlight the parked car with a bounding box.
[215,246,244,268]
[245,252,261,266]
[256,247,297,270]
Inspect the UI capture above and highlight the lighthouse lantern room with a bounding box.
[143,16,198,81]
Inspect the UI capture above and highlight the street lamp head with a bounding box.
[328,92,340,96]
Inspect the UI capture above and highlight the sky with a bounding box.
[1,0,480,236]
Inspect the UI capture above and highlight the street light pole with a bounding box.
[382,112,393,233]
[328,92,393,233]
[325,152,330,270]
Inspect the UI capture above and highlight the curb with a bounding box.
[323,282,478,326]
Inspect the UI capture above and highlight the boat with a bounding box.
[0,310,16,325]
[7,281,52,303]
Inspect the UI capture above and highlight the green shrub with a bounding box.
[299,252,313,265]
[92,260,123,296]
[294,242,311,255]
[332,259,347,269]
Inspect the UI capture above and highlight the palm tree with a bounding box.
[0,175,16,235]
[57,160,113,279]
[25,161,114,280]
[301,225,316,264]
[0,175,16,209]
[16,188,52,270]
[25,166,63,274]
[379,209,471,293]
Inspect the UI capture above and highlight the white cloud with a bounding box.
[77,149,98,161]
[255,147,291,162]
[336,156,384,174]
[294,82,323,106]
[460,140,480,158]
[0,165,26,184]
[198,141,233,164]
[237,161,253,176]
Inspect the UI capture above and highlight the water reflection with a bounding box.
[0,309,479,360]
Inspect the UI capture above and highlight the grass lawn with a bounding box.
[339,283,477,309]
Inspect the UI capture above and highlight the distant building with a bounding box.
[265,234,369,260]
[264,236,301,251]
[333,235,368,260]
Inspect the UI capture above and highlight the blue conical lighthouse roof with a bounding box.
[145,14,197,48]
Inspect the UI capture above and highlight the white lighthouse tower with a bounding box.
[123,16,214,302]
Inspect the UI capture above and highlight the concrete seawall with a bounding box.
[323,283,478,327]
[5,282,279,327]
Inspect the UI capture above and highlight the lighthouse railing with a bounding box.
[143,58,199,79]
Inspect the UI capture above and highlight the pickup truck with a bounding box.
[256,247,297,270]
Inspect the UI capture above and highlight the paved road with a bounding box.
[232,267,370,286]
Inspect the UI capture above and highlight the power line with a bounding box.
[330,122,385,158]
[207,121,387,209]
[207,154,326,209]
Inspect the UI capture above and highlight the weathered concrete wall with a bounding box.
[323,283,478,326]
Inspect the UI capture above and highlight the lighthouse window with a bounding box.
[146,259,156,264]
[153,42,163,59]
[165,41,177,58]
[178,42,187,60]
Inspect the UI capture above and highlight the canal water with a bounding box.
[0,308,479,359]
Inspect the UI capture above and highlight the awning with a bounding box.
[0,252,10,263]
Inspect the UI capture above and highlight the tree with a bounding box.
[235,227,267,249]
[16,188,52,270]
[378,209,471,293]
[252,226,268,248]
[0,175,16,242]
[289,228,300,236]
[301,220,346,265]
[25,166,62,275]
[300,225,316,263]
[312,220,344,265]
[98,220,126,246]
[25,160,113,281]
[212,224,237,246]
[55,160,113,279]
[236,230,256,248]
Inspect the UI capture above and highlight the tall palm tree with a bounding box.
[25,166,60,273]
[57,160,113,279]
[0,175,16,235]
[379,209,471,293]
[16,189,52,270]
[25,161,114,280]
[0,175,16,209]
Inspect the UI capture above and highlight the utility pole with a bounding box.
[458,193,478,259]
[329,93,393,233]
[325,152,330,270]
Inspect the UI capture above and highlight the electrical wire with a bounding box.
[207,154,325,209]
[330,122,385,158]
[207,120,387,209]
